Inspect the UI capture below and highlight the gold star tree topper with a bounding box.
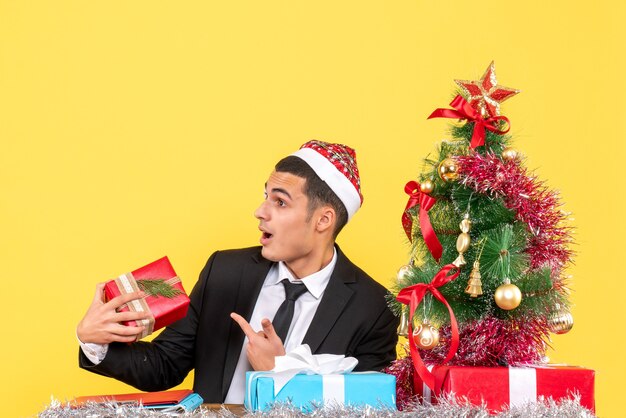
[455,61,520,118]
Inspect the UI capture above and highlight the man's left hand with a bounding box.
[230,312,286,370]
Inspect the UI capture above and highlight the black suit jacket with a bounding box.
[79,246,399,402]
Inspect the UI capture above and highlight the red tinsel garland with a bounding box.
[419,317,550,367]
[455,152,573,274]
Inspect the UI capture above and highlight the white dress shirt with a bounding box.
[79,249,337,404]
[224,249,336,403]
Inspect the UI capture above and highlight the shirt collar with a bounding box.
[271,247,337,299]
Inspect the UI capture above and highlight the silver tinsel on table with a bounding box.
[39,395,596,418]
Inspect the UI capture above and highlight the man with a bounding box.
[77,140,398,403]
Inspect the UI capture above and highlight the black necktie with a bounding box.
[272,279,308,342]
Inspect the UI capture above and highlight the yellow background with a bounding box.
[1,1,624,416]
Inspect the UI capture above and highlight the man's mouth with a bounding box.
[260,229,273,245]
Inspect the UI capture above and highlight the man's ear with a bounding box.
[315,206,336,234]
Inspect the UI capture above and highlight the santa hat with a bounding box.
[291,140,363,220]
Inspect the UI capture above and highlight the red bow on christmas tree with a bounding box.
[402,181,443,262]
[428,95,510,149]
[396,264,460,390]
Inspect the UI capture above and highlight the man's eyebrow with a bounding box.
[269,187,292,200]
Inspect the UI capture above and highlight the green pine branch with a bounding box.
[451,187,516,231]
[136,278,183,298]
[481,224,530,280]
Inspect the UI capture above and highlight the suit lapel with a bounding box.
[302,247,355,353]
[221,250,272,399]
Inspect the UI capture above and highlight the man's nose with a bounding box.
[254,200,268,220]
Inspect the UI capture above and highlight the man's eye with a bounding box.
[263,192,268,200]
[277,199,286,207]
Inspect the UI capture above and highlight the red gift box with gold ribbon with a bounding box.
[104,256,190,341]
[414,365,595,414]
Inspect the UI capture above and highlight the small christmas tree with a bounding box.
[388,62,575,399]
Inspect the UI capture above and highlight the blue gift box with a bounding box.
[245,371,396,412]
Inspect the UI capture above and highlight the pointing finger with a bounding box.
[230,312,256,339]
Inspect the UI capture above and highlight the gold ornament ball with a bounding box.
[548,310,574,334]
[412,323,440,350]
[502,147,519,161]
[420,180,434,194]
[494,282,522,310]
[438,158,459,182]
[396,265,413,283]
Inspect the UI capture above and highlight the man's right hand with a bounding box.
[76,283,152,344]
[230,312,286,371]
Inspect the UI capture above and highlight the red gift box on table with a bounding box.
[414,365,595,414]
[104,256,190,341]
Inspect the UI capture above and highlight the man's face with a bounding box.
[254,170,319,268]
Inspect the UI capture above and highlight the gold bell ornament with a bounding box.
[464,261,483,297]
[412,319,440,350]
[494,278,522,310]
[547,304,574,334]
[438,157,459,182]
[396,263,414,337]
[397,308,410,337]
[453,214,472,267]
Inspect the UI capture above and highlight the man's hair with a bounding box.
[275,155,348,237]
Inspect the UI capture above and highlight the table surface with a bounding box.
[203,404,247,415]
